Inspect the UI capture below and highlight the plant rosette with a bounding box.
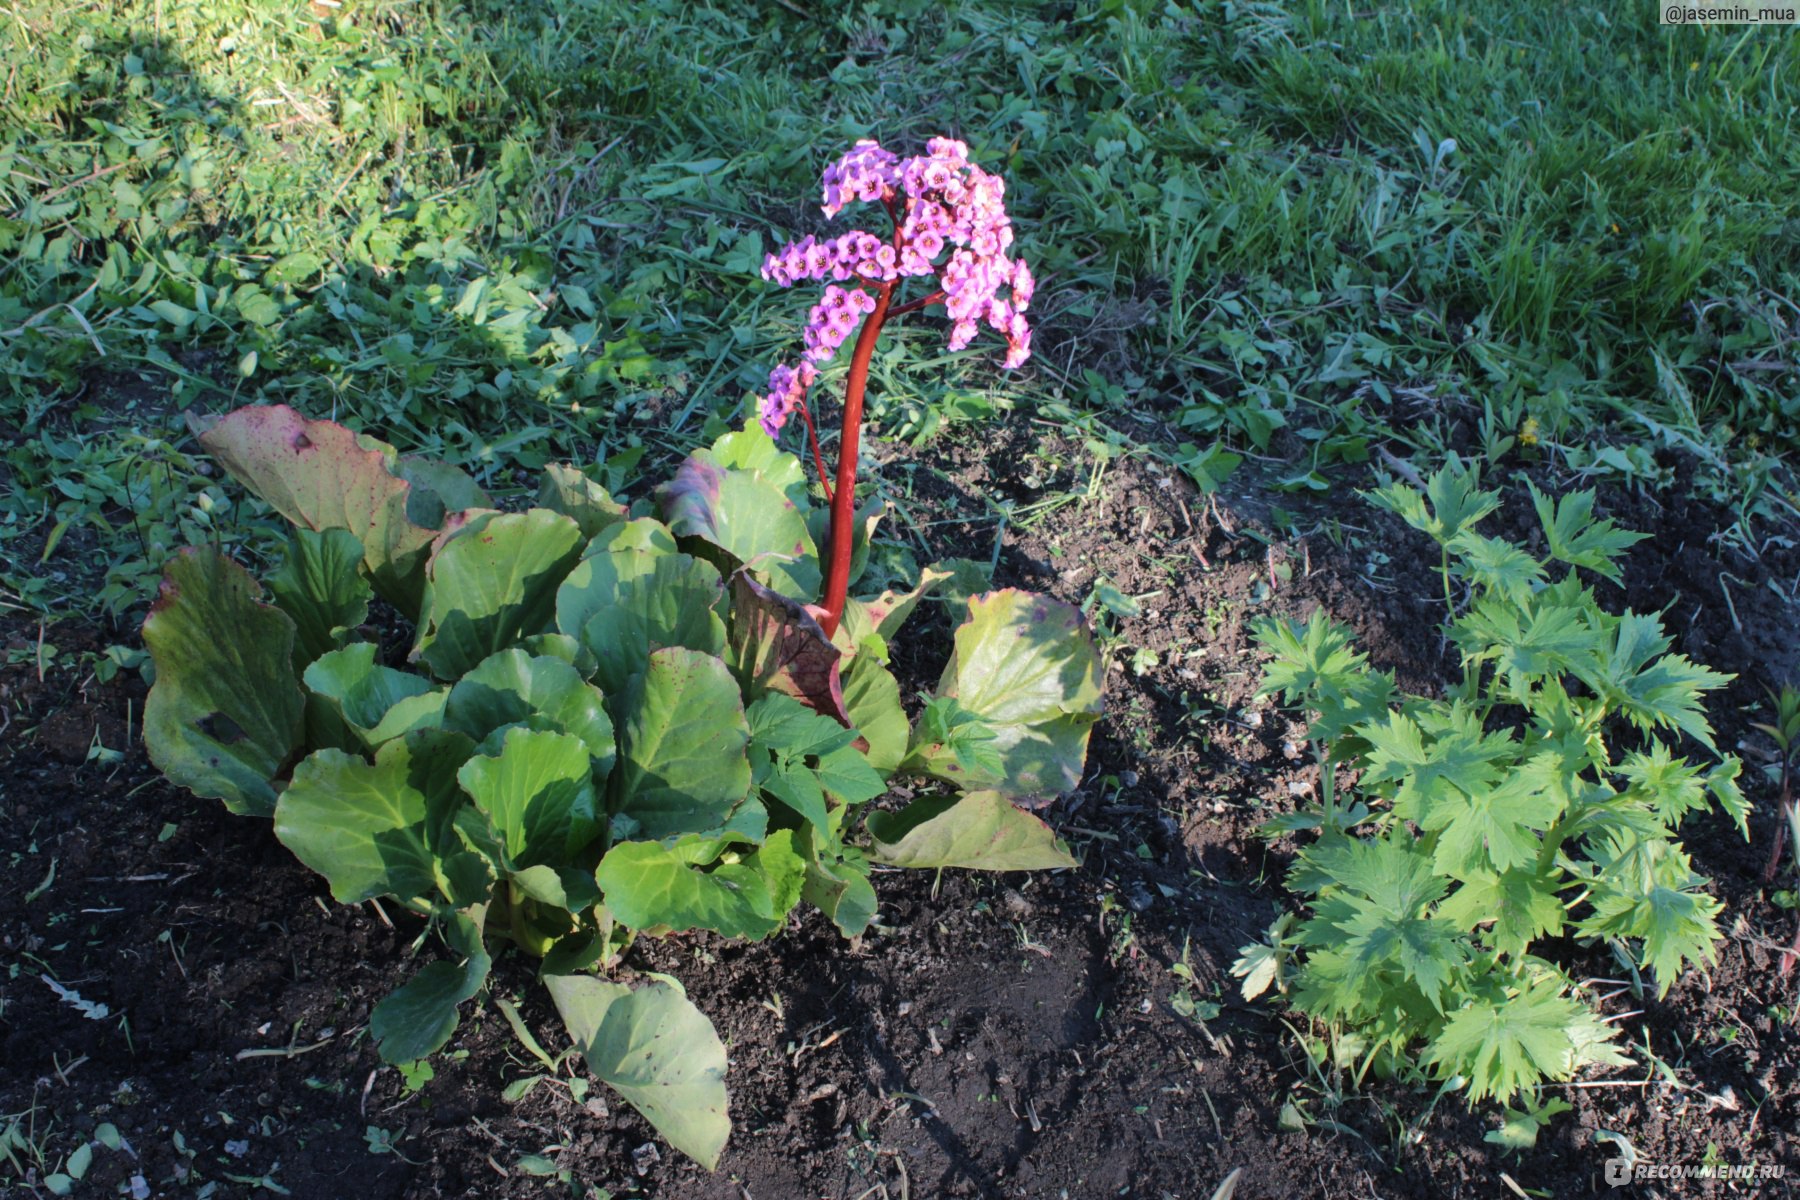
[140,403,1103,1169]
[1234,461,1747,1117]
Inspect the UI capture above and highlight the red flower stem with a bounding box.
[819,280,895,638]
[794,392,834,506]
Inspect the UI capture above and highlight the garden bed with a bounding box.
[3,419,1795,1199]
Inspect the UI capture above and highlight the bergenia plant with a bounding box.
[137,148,1093,1173]
[756,136,1033,637]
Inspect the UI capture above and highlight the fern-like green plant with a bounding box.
[1235,461,1747,1107]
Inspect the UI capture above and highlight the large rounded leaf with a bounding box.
[274,731,473,904]
[868,790,1077,870]
[612,648,751,839]
[303,643,446,748]
[142,547,304,816]
[912,590,1104,797]
[555,538,726,698]
[456,727,603,871]
[842,654,909,775]
[266,527,372,670]
[546,974,730,1170]
[414,509,585,680]
[596,829,804,940]
[659,427,821,600]
[445,649,615,775]
[538,463,627,538]
[190,405,444,613]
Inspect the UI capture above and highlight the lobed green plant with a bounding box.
[1234,461,1748,1108]
[140,404,1103,1167]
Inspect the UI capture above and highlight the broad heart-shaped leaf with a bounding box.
[842,654,909,775]
[613,648,752,839]
[727,571,851,725]
[545,974,730,1170]
[659,430,821,600]
[596,829,804,939]
[414,508,585,680]
[538,463,627,538]
[371,906,490,1064]
[445,649,616,777]
[456,727,603,871]
[191,405,443,614]
[556,539,726,697]
[303,643,447,748]
[266,527,371,670]
[142,547,304,816]
[913,590,1104,798]
[867,791,1077,870]
[274,731,474,904]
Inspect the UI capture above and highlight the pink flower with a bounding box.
[759,135,1033,435]
[760,361,818,436]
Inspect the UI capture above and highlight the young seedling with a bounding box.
[1236,464,1747,1115]
[1754,686,1800,976]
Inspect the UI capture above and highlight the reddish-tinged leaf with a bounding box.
[191,406,441,612]
[728,570,851,726]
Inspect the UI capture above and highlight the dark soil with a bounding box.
[3,418,1798,1199]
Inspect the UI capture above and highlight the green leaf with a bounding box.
[191,405,444,613]
[1421,972,1618,1103]
[838,566,953,652]
[274,732,473,904]
[841,654,909,774]
[371,915,491,1065]
[596,829,804,939]
[445,649,615,774]
[613,648,752,839]
[394,456,493,528]
[911,590,1103,798]
[800,852,878,937]
[727,570,850,723]
[538,463,628,538]
[456,728,603,870]
[1437,868,1566,957]
[1447,531,1545,603]
[556,539,726,697]
[1253,612,1394,743]
[1366,458,1499,547]
[416,509,586,680]
[1528,482,1648,584]
[142,547,305,816]
[659,431,820,600]
[1485,1096,1572,1151]
[1572,612,1731,750]
[1579,867,1723,999]
[814,746,887,805]
[303,643,447,748]
[266,528,371,669]
[867,790,1077,870]
[545,974,730,1170]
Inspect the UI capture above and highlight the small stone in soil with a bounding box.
[632,1143,660,1176]
[1125,884,1154,912]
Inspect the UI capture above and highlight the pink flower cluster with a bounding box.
[757,136,1033,436]
[820,140,899,217]
[762,232,899,287]
[760,362,817,438]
